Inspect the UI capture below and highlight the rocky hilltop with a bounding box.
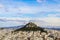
[0,22,60,40]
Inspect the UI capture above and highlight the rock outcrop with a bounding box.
[13,22,47,33]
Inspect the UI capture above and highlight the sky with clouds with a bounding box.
[0,0,60,27]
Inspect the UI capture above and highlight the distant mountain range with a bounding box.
[0,25,60,30]
[0,25,24,30]
[0,19,60,30]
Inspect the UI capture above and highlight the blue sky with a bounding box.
[0,0,60,27]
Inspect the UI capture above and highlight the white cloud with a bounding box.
[39,17,60,26]
[0,17,30,27]
[0,2,60,15]
[0,0,60,15]
[0,17,60,27]
[0,4,4,8]
[47,13,60,17]
[0,17,31,21]
[3,6,60,14]
[0,0,60,27]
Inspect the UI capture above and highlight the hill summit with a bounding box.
[13,22,47,33]
[24,22,37,27]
